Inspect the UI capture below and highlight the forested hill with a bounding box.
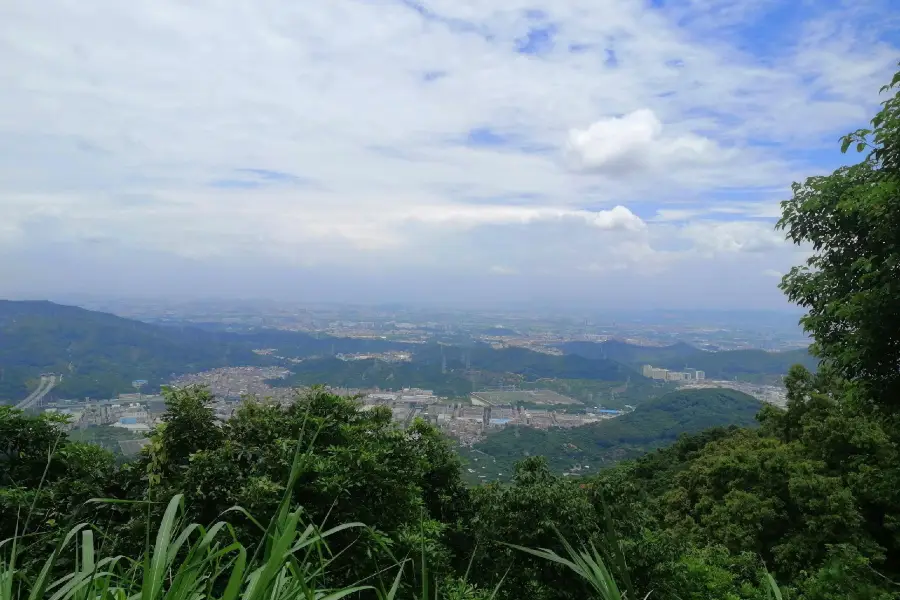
[414,342,638,380]
[0,301,641,403]
[274,343,641,396]
[471,388,761,476]
[558,339,818,379]
[186,325,411,356]
[0,301,420,403]
[0,300,269,401]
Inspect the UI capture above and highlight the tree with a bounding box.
[146,385,223,481]
[777,64,900,405]
[0,406,69,487]
[0,407,117,576]
[465,457,601,600]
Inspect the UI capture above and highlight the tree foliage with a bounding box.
[778,65,900,404]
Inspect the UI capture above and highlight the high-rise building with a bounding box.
[650,367,669,380]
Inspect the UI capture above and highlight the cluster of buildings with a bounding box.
[385,402,622,446]
[171,366,294,401]
[642,364,706,381]
[44,396,162,433]
[35,361,627,456]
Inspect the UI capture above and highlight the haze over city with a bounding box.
[2,0,898,308]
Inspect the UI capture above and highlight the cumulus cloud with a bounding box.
[566,109,721,174]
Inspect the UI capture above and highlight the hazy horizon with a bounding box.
[3,0,898,308]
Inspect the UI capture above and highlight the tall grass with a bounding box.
[1,492,374,600]
[508,535,644,600]
[1,419,373,600]
[0,409,496,600]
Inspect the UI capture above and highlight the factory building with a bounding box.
[642,365,705,381]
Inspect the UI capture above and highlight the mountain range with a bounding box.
[1,300,814,403]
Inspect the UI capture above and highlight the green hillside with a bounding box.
[0,300,269,402]
[0,301,428,403]
[469,388,761,478]
[201,326,412,357]
[560,339,698,364]
[274,357,478,397]
[275,343,641,398]
[413,342,639,380]
[559,339,818,380]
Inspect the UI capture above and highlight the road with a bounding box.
[15,375,58,410]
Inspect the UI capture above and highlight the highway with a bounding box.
[15,375,58,410]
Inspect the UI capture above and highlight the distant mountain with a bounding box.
[0,300,269,402]
[414,342,638,381]
[274,343,641,398]
[275,357,476,397]
[203,327,411,357]
[471,388,761,477]
[560,340,698,365]
[557,339,818,379]
[0,301,427,403]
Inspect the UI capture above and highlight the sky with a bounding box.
[1,0,898,310]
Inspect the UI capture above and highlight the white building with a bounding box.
[644,364,705,382]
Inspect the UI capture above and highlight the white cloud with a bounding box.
[399,204,645,232]
[681,221,786,255]
[566,109,722,174]
[0,0,896,307]
[762,269,784,279]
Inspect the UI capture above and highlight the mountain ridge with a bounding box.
[558,339,817,379]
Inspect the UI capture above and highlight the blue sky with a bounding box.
[0,0,898,309]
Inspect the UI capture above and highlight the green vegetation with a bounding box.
[0,301,269,402]
[470,388,760,478]
[0,302,413,403]
[275,344,642,399]
[2,66,899,600]
[275,357,477,397]
[560,340,817,381]
[416,344,638,382]
[1,304,642,404]
[212,327,412,357]
[518,378,664,409]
